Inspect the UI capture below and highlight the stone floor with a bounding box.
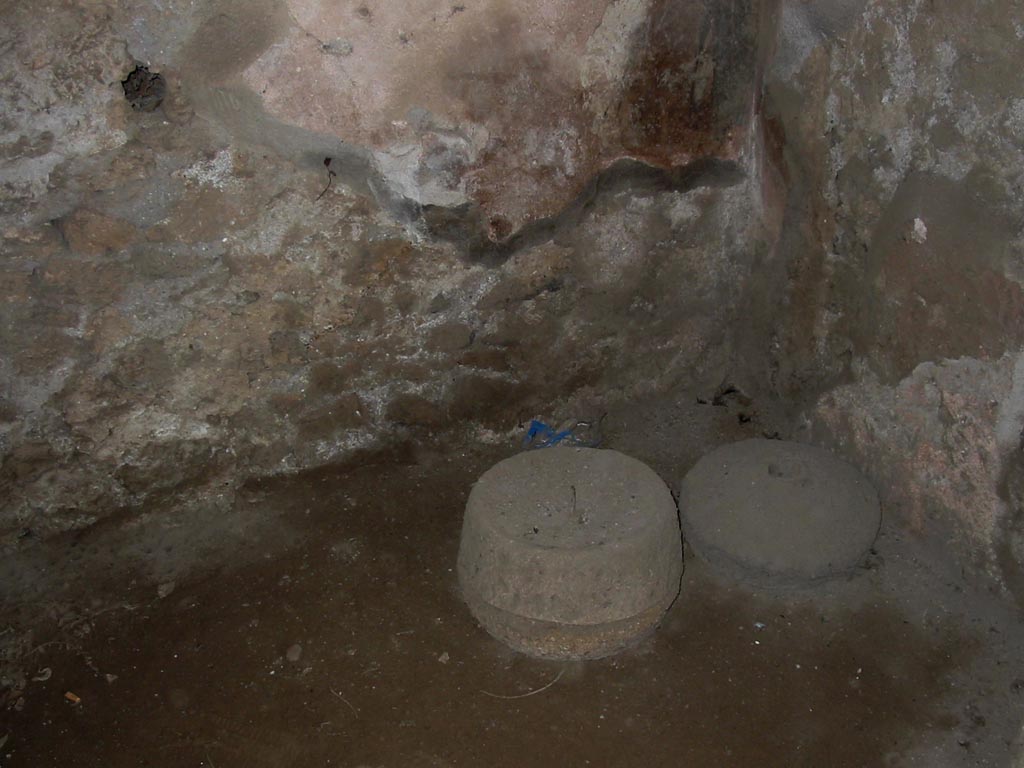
[2,417,1023,767]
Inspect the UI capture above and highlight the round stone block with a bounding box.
[680,439,881,585]
[457,448,683,660]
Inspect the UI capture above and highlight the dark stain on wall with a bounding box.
[422,156,746,266]
[616,0,761,162]
[852,172,1024,383]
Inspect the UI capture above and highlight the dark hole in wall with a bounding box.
[121,64,166,112]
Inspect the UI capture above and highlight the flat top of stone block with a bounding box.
[680,439,881,584]
[468,448,674,550]
[459,447,683,634]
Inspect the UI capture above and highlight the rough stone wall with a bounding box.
[9,0,1023,609]
[1,0,777,546]
[233,0,763,237]
[764,0,1024,595]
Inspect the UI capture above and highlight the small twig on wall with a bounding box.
[317,157,337,201]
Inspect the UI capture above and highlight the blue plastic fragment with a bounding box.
[522,419,602,449]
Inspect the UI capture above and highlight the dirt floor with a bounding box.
[2,402,1024,767]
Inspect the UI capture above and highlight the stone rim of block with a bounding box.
[463,592,675,661]
[457,447,683,659]
[679,439,881,586]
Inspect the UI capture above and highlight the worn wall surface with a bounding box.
[0,0,778,554]
[3,0,1024,614]
[764,0,1024,597]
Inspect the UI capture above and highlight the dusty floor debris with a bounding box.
[1,435,1023,766]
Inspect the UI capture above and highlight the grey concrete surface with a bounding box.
[680,439,881,585]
